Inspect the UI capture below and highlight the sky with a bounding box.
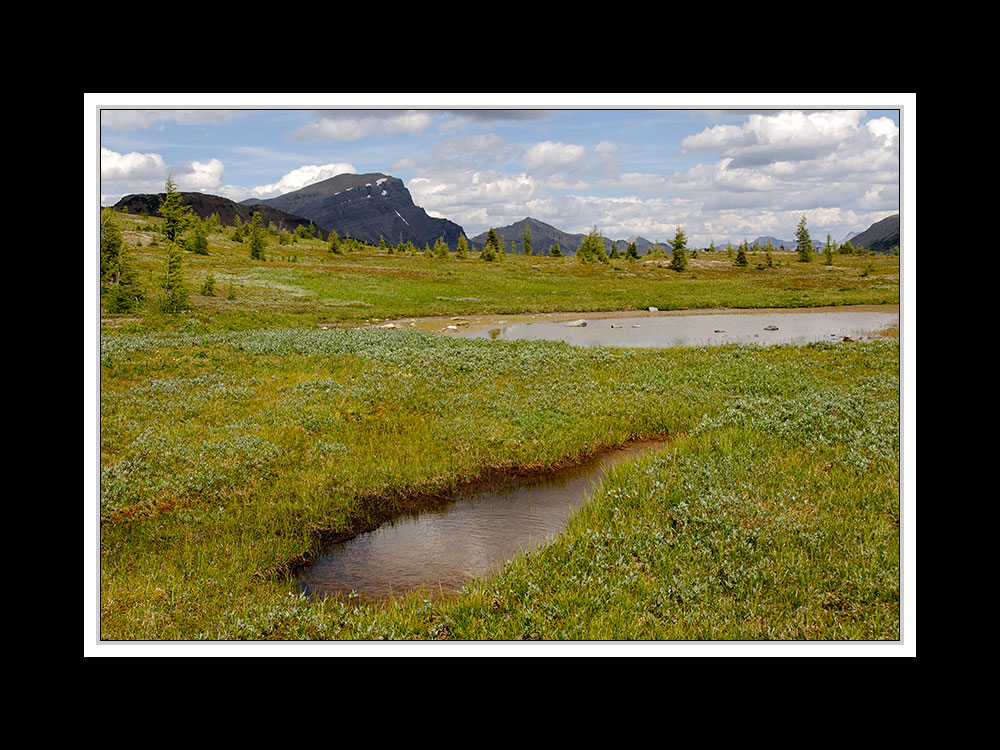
[93,94,908,248]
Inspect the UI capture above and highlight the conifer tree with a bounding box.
[101,210,144,313]
[456,234,469,258]
[669,226,689,271]
[734,240,749,267]
[795,215,813,262]
[159,177,191,243]
[160,241,189,313]
[328,229,341,254]
[824,233,834,265]
[247,211,267,260]
[577,226,608,263]
[626,241,639,259]
[187,217,209,255]
[481,228,501,261]
[100,208,124,286]
[434,236,449,258]
[521,222,533,256]
[549,242,562,257]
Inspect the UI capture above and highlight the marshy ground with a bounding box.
[92,212,908,649]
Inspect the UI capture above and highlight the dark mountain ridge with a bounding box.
[113,191,327,239]
[250,172,464,249]
[846,214,899,254]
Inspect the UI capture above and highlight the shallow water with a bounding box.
[300,440,665,603]
[467,310,899,348]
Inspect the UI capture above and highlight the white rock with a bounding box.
[565,319,588,327]
[648,307,658,312]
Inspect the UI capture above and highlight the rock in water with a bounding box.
[565,319,587,327]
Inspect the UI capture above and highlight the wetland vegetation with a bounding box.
[94,204,903,644]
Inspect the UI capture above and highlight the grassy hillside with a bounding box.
[94,208,903,644]
[98,209,900,334]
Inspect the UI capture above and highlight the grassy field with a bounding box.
[93,210,905,646]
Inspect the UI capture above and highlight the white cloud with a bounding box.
[288,111,433,142]
[101,147,166,182]
[680,110,869,167]
[172,158,225,191]
[247,163,357,198]
[524,141,586,171]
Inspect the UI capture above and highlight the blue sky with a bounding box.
[94,94,907,247]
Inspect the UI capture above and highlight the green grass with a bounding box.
[101,211,900,334]
[95,211,903,643]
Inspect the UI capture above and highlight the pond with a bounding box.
[465,308,900,348]
[300,440,666,603]
[302,307,899,604]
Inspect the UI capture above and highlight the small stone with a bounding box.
[648,306,658,312]
[565,319,588,327]
[764,325,779,331]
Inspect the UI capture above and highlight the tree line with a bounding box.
[100,180,887,317]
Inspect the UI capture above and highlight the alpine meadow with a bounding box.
[89,102,911,653]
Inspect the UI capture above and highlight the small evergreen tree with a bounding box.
[247,211,267,260]
[101,210,144,313]
[187,218,210,255]
[481,228,502,261]
[456,234,469,258]
[328,229,341,254]
[549,242,562,257]
[159,177,191,243]
[521,222,534,256]
[577,226,608,263]
[434,236,449,258]
[823,233,834,265]
[795,215,813,262]
[669,226,689,271]
[160,241,189,313]
[626,241,639,259]
[100,209,124,285]
[734,241,749,267]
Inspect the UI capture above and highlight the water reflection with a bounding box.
[300,441,664,602]
[467,310,899,348]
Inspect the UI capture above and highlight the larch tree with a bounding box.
[669,226,689,271]
[795,215,813,262]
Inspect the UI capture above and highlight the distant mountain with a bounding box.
[250,173,465,249]
[751,236,798,250]
[470,217,592,255]
[113,191,327,239]
[470,218,660,256]
[848,214,899,254]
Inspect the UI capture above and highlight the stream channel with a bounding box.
[300,307,900,603]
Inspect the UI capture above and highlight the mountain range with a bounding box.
[113,191,329,240]
[113,172,900,255]
[245,173,464,249]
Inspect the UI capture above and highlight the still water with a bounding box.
[468,309,899,348]
[300,441,665,602]
[301,308,898,603]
